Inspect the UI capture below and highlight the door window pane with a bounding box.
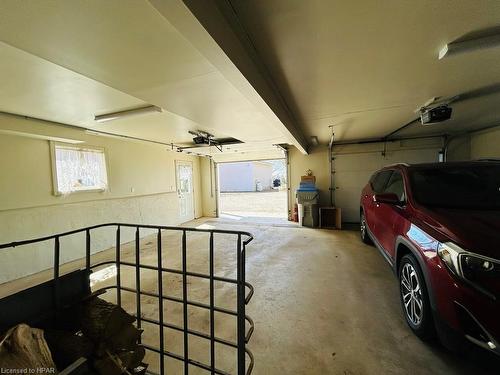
[371,170,393,193]
[178,165,192,193]
[384,171,405,201]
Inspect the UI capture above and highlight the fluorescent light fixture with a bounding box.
[94,105,162,123]
[438,45,449,60]
[438,33,500,59]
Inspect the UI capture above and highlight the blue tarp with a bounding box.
[297,181,317,192]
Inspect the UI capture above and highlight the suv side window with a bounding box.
[384,171,405,202]
[371,170,393,193]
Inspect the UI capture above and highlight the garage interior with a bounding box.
[0,1,500,374]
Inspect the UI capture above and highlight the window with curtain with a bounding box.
[52,143,108,195]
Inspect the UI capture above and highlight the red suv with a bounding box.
[360,161,500,355]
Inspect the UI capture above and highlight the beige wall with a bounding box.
[446,135,471,161]
[0,114,202,282]
[441,126,500,162]
[288,146,331,213]
[470,127,500,159]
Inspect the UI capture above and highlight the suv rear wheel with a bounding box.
[399,254,435,340]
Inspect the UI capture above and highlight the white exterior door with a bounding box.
[176,161,194,223]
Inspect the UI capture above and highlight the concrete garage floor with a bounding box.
[2,218,498,374]
[93,217,499,374]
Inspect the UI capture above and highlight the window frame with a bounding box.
[50,141,109,196]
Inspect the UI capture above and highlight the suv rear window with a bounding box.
[409,165,500,210]
[371,170,393,193]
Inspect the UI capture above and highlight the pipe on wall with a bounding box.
[328,132,335,207]
[331,134,446,147]
[0,110,187,151]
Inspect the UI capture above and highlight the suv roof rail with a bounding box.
[384,162,410,168]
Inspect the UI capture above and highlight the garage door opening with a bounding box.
[217,159,288,221]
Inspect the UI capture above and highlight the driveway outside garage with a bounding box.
[220,190,287,218]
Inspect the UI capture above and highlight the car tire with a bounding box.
[360,211,372,244]
[399,254,435,340]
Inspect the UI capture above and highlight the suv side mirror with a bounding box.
[374,193,403,206]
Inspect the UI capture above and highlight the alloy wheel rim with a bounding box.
[401,263,423,326]
[360,215,366,237]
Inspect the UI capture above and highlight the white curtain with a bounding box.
[55,147,108,194]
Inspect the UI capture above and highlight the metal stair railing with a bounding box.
[0,223,255,375]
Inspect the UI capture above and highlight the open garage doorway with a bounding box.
[217,159,288,223]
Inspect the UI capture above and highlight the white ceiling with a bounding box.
[227,0,500,143]
[0,42,146,127]
[1,0,499,157]
[0,0,300,157]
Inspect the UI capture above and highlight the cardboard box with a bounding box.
[301,175,316,183]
